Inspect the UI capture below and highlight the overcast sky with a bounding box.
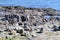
[0,0,60,10]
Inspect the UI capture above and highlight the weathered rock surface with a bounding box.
[0,6,60,40]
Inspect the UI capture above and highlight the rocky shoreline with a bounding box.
[0,6,60,40]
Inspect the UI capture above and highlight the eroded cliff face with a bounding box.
[0,6,60,40]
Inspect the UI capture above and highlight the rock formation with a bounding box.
[0,6,60,40]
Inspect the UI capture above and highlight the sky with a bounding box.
[0,0,60,10]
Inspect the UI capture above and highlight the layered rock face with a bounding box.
[0,6,60,40]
